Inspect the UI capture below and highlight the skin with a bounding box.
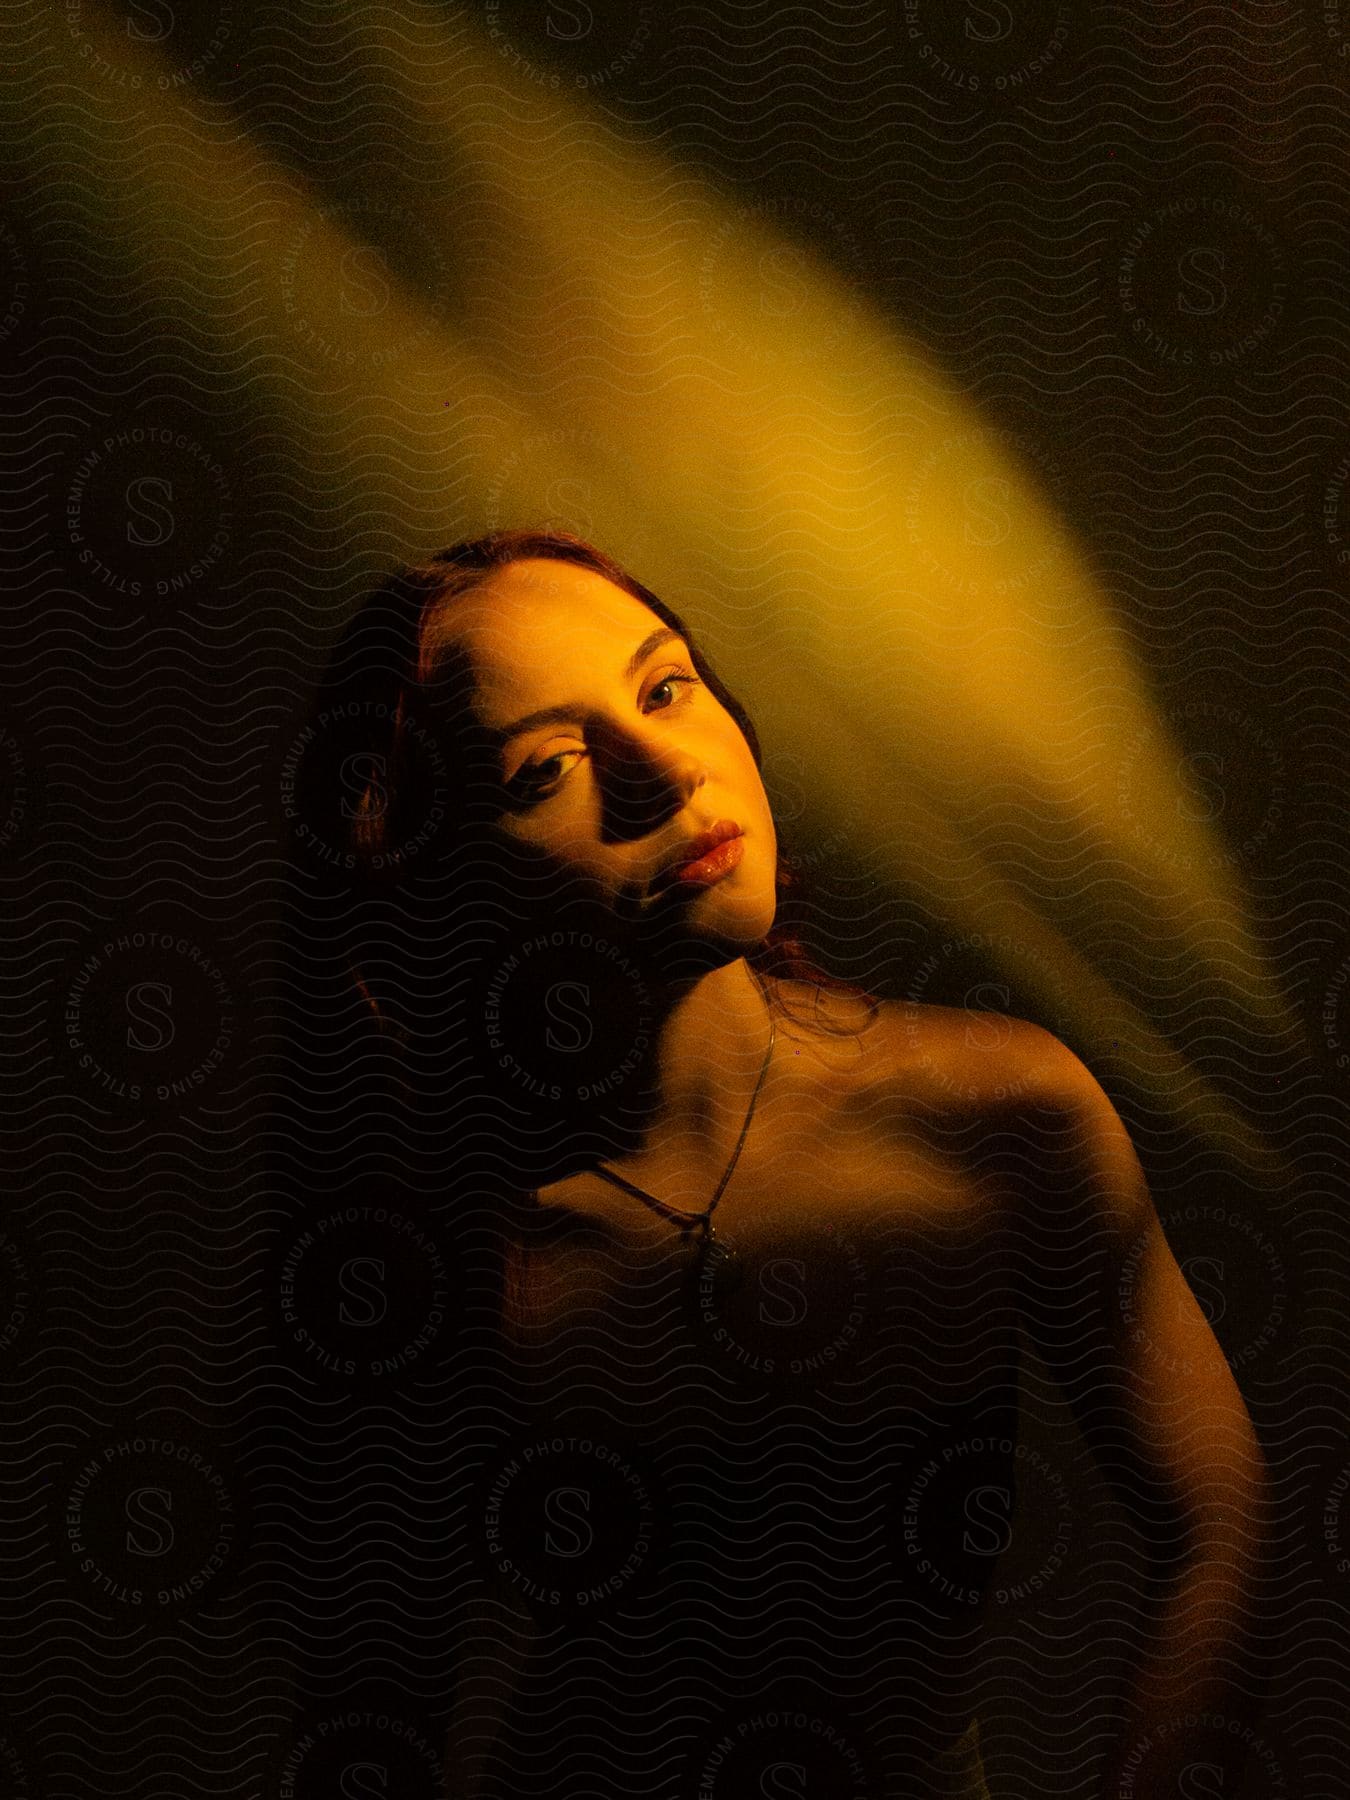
[426,555,790,1183]
[435,557,1270,1799]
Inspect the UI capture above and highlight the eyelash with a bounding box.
[512,667,703,797]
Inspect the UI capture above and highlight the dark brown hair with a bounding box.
[306,526,878,1039]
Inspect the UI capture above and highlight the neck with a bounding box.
[622,956,773,1163]
[529,954,776,1201]
[469,913,784,1192]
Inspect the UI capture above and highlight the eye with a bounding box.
[509,665,703,801]
[644,666,701,713]
[513,747,586,797]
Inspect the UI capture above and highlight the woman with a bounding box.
[295,529,1268,1799]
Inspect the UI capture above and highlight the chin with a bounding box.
[680,878,777,964]
[714,879,778,946]
[697,836,777,934]
[646,875,777,975]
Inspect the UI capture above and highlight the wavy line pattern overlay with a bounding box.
[0,2,1345,1797]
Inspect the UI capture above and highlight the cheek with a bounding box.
[736,745,774,828]
[492,815,610,887]
[549,828,635,907]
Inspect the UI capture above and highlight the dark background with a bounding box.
[1,2,1346,1795]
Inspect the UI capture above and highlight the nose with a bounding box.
[593,716,707,835]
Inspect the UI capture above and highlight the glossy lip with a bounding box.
[657,818,744,888]
[669,835,745,887]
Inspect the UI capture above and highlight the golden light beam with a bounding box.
[19,0,1296,1167]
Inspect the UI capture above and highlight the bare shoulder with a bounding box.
[872,996,1152,1222]
[766,976,1114,1122]
[849,992,1085,1115]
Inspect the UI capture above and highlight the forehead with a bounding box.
[422,559,663,717]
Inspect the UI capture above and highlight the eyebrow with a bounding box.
[492,625,686,747]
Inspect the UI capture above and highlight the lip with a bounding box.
[659,819,745,888]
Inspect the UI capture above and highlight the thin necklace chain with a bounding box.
[590,966,776,1241]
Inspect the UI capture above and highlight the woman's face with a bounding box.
[426,558,778,957]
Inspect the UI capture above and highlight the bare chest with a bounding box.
[504,1035,1016,1411]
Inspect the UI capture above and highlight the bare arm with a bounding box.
[1009,1029,1272,1799]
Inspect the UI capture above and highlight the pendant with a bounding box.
[693,1227,743,1300]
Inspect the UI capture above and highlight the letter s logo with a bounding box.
[1181,1254,1226,1326]
[1176,246,1228,317]
[1178,1762,1225,1798]
[125,476,175,547]
[339,1764,389,1799]
[547,1,594,40]
[126,1485,175,1556]
[544,981,593,1053]
[339,752,388,821]
[766,749,808,826]
[759,245,809,320]
[543,1485,593,1558]
[124,0,175,43]
[962,475,1012,547]
[760,1763,808,1797]
[965,1,1014,44]
[963,984,1013,1049]
[1178,750,1225,822]
[339,245,391,318]
[758,1258,808,1328]
[125,981,175,1052]
[338,1257,388,1327]
[962,1483,1012,1557]
[544,477,593,538]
